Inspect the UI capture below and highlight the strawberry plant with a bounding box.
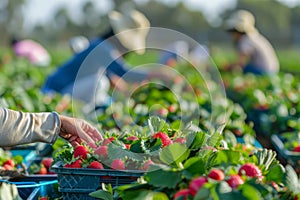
[90,145,300,200]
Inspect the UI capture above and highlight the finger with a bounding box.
[70,140,80,148]
[88,142,97,149]
[77,127,97,147]
[82,123,103,141]
[87,129,103,142]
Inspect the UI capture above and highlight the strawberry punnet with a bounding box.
[238,163,262,180]
[74,145,89,159]
[189,176,208,196]
[208,169,225,181]
[152,132,173,147]
[226,174,244,189]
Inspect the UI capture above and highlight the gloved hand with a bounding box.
[59,115,103,148]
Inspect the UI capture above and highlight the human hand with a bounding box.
[58,115,103,148]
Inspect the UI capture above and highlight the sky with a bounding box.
[23,0,300,29]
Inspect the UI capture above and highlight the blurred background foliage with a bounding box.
[0,0,299,74]
[0,0,300,47]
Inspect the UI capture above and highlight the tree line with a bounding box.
[1,0,300,47]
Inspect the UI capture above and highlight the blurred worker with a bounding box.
[159,40,210,68]
[11,38,51,67]
[42,9,151,107]
[0,107,102,147]
[224,10,279,75]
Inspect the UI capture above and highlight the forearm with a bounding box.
[0,108,60,147]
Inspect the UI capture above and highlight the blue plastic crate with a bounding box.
[10,149,37,167]
[271,134,300,164]
[0,179,58,200]
[52,161,144,200]
[236,136,263,148]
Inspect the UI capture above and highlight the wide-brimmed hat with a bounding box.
[108,9,150,55]
[225,10,258,34]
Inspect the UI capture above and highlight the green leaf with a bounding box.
[147,139,163,152]
[148,116,166,134]
[159,143,190,166]
[145,165,182,188]
[183,157,206,178]
[266,163,285,183]
[224,131,237,148]
[186,132,206,150]
[117,189,150,200]
[243,134,255,146]
[216,181,232,194]
[170,120,183,130]
[194,187,210,200]
[285,165,300,193]
[13,155,23,164]
[89,190,113,200]
[207,131,222,148]
[107,143,144,161]
[209,150,241,167]
[130,140,145,153]
[241,184,261,200]
[253,149,276,170]
[151,192,169,200]
[128,190,169,200]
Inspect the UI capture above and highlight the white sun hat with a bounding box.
[226,10,258,34]
[108,9,150,55]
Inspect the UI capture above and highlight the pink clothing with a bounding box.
[13,39,51,67]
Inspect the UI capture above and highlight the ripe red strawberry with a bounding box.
[64,160,82,168]
[125,144,131,149]
[3,164,14,170]
[74,145,89,159]
[174,137,186,144]
[152,132,173,147]
[226,175,244,189]
[189,176,208,196]
[126,136,138,141]
[94,145,108,159]
[143,160,154,171]
[293,145,300,152]
[168,105,176,113]
[102,137,115,145]
[173,188,192,200]
[38,166,48,174]
[157,108,168,116]
[111,159,125,170]
[3,159,15,168]
[88,161,104,169]
[208,169,225,181]
[238,163,262,180]
[41,158,53,169]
